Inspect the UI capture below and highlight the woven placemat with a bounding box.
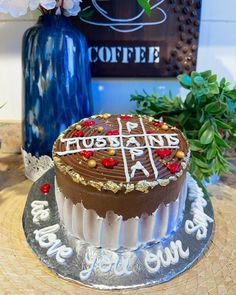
[0,154,235,294]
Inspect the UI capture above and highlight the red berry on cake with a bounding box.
[153,121,162,127]
[40,183,50,194]
[166,163,180,173]
[120,115,131,120]
[74,131,84,137]
[106,130,119,136]
[82,121,96,127]
[101,158,119,168]
[79,150,94,159]
[155,149,172,159]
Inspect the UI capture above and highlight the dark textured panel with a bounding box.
[72,0,202,77]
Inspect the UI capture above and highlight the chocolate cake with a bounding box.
[53,114,190,250]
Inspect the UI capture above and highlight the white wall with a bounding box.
[0,1,236,121]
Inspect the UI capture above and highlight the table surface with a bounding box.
[0,153,235,295]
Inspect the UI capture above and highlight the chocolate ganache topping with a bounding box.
[53,114,189,193]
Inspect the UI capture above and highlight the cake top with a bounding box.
[53,114,190,193]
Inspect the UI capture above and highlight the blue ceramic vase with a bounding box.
[22,15,93,157]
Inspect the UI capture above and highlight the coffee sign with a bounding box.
[72,0,202,77]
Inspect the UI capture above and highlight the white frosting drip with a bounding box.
[139,117,158,179]
[117,117,130,182]
[185,176,214,240]
[144,240,189,273]
[55,177,187,250]
[126,121,138,133]
[31,200,50,223]
[34,224,73,264]
[130,161,150,178]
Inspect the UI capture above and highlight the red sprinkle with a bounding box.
[101,158,119,168]
[79,150,94,159]
[166,163,180,174]
[106,130,119,136]
[147,130,155,134]
[155,149,172,159]
[153,121,162,127]
[120,115,131,120]
[40,183,50,194]
[74,131,84,137]
[82,121,96,127]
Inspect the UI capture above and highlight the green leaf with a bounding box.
[177,74,192,89]
[194,158,210,169]
[193,76,205,86]
[225,89,236,100]
[137,0,151,15]
[78,8,95,18]
[220,78,226,88]
[189,140,204,151]
[208,75,217,83]
[214,119,231,130]
[206,144,217,160]
[204,101,227,114]
[199,120,211,138]
[215,133,231,148]
[200,70,212,79]
[200,126,215,144]
[208,83,219,95]
[184,93,195,108]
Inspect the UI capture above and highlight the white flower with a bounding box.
[0,0,82,17]
[63,0,82,16]
[0,0,28,17]
[40,0,57,10]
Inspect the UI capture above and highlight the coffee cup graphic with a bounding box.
[80,0,167,33]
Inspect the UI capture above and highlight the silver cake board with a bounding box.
[22,168,214,290]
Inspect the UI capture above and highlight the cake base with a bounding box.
[22,168,214,290]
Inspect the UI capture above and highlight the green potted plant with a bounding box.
[131,70,236,185]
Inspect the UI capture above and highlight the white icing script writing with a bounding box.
[185,176,214,240]
[79,247,133,281]
[31,200,50,223]
[79,239,189,280]
[34,224,73,264]
[144,240,189,273]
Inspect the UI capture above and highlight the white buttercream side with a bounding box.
[63,198,73,233]
[54,182,64,219]
[139,213,155,243]
[72,203,85,241]
[101,212,122,249]
[55,176,187,250]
